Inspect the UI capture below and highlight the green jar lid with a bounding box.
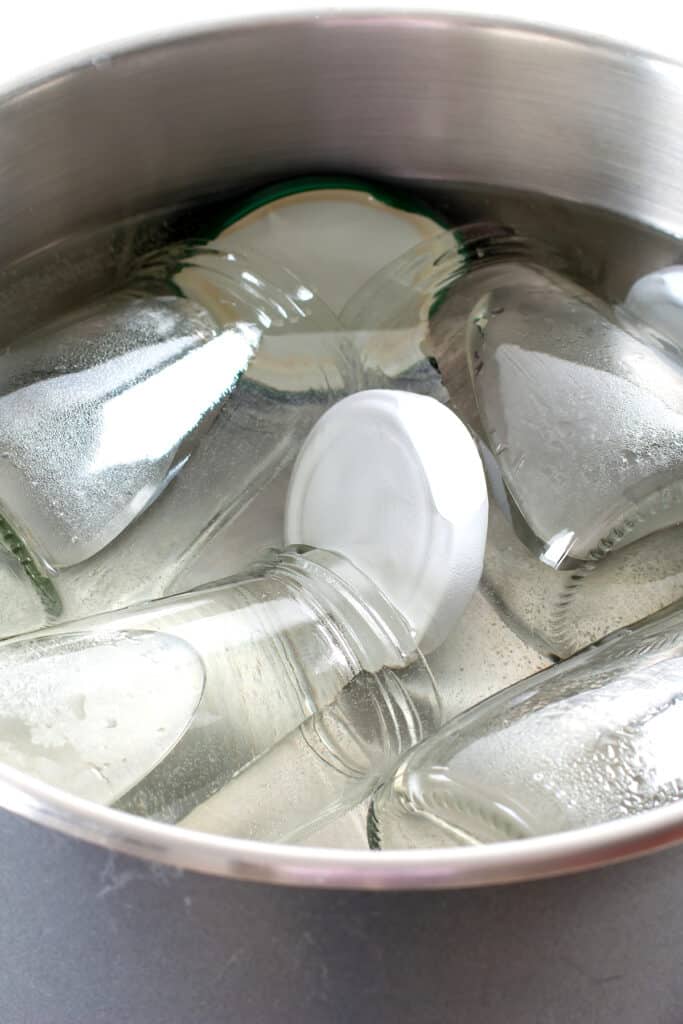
[212,176,452,315]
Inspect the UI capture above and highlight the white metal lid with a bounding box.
[285,389,488,653]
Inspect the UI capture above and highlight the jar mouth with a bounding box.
[134,242,357,397]
[268,546,421,672]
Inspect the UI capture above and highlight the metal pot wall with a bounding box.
[2,13,683,1022]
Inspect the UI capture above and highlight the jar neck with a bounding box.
[299,656,442,786]
[263,545,420,674]
[134,243,358,396]
[266,547,443,789]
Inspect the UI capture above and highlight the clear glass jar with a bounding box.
[368,601,683,849]
[0,244,357,636]
[0,379,490,828]
[347,233,683,656]
[0,547,427,815]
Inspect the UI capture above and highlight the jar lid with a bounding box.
[214,179,450,315]
[285,390,488,653]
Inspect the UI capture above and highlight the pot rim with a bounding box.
[4,7,682,105]
[2,9,683,890]
[3,758,683,889]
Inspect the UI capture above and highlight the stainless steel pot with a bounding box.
[2,12,683,1022]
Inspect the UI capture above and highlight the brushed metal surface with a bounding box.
[1,13,683,898]
[2,14,683,272]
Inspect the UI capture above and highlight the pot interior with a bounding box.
[1,12,683,887]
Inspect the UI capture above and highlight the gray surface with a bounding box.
[2,808,682,1023]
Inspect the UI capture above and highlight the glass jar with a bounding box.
[346,233,683,656]
[368,601,683,848]
[0,244,356,636]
